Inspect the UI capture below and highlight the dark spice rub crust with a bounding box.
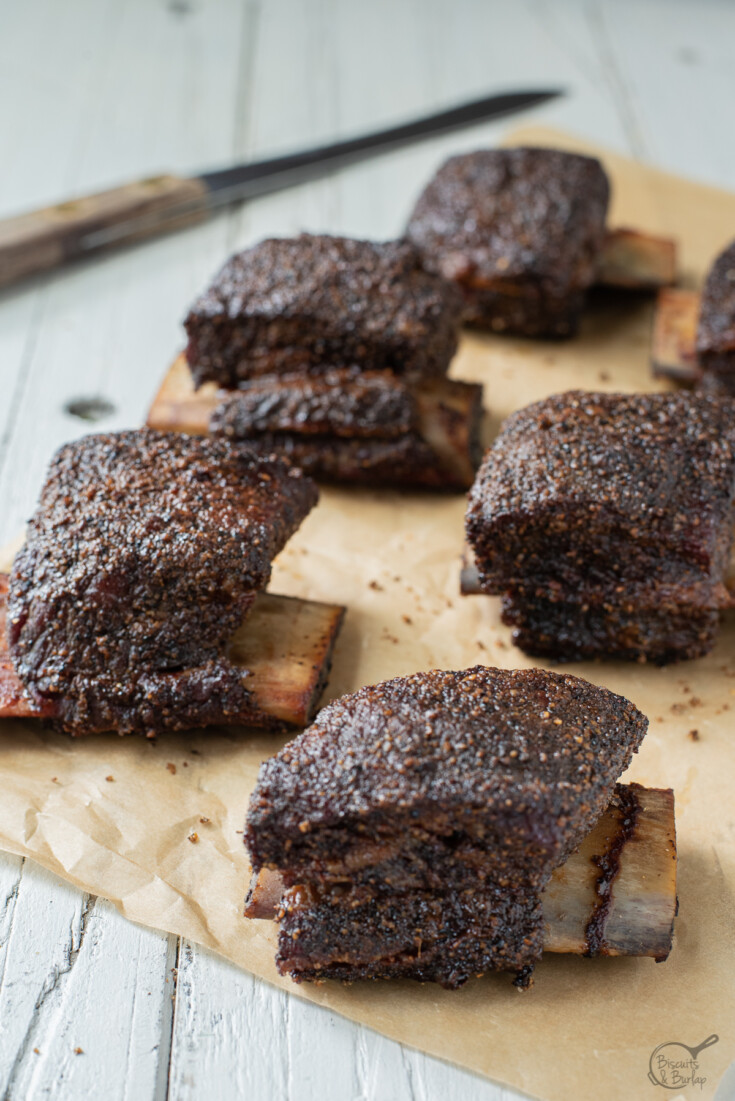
[466,390,735,607]
[209,431,466,491]
[501,593,720,666]
[405,148,610,337]
[209,369,419,440]
[184,234,463,388]
[8,429,317,735]
[246,666,646,984]
[247,666,646,889]
[696,239,735,380]
[211,373,484,491]
[277,884,541,988]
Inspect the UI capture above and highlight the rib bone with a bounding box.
[597,228,677,290]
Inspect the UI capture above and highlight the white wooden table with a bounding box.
[1,2,735,1098]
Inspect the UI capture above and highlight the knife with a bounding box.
[0,89,561,290]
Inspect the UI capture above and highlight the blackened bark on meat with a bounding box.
[500,593,720,665]
[406,148,610,337]
[7,429,317,735]
[246,666,647,984]
[211,375,484,491]
[277,884,542,988]
[184,234,463,387]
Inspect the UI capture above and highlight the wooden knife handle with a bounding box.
[0,174,210,289]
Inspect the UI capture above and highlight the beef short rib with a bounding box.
[8,429,318,735]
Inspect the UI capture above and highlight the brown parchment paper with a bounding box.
[1,128,734,1101]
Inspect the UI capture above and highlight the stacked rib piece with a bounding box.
[466,390,735,664]
[406,147,610,337]
[184,234,483,490]
[245,666,649,988]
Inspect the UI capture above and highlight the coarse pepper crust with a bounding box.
[246,666,647,985]
[501,593,720,665]
[406,147,610,337]
[277,884,542,988]
[209,369,419,440]
[8,429,317,735]
[466,390,735,607]
[246,666,646,891]
[184,234,463,387]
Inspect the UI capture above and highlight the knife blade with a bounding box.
[0,88,561,290]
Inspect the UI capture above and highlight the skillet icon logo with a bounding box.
[648,1034,718,1090]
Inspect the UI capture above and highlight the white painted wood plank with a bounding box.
[0,0,122,215]
[169,942,516,1101]
[13,896,177,1101]
[592,0,735,187]
[0,855,177,1101]
[169,942,292,1100]
[0,852,25,987]
[0,858,92,1096]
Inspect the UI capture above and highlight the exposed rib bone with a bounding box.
[245,784,677,960]
[650,288,701,382]
[597,228,677,290]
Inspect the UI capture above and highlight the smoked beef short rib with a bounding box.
[210,370,484,491]
[405,148,610,337]
[245,666,648,987]
[7,429,318,735]
[465,390,735,662]
[184,234,463,387]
